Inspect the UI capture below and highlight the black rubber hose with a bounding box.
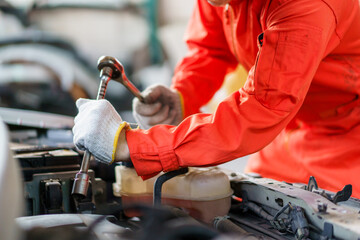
[153,168,189,206]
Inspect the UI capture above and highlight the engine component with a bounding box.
[229,174,360,239]
[153,167,189,206]
[13,147,80,181]
[11,142,106,216]
[40,179,63,214]
[24,169,106,216]
[114,166,233,223]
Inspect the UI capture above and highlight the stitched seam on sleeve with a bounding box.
[157,146,180,172]
[319,0,340,40]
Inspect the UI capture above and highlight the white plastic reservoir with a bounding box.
[113,166,233,223]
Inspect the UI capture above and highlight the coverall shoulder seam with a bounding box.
[266,0,339,42]
[319,0,341,40]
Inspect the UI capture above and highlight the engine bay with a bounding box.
[1,107,360,240]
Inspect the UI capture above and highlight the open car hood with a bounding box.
[0,107,74,129]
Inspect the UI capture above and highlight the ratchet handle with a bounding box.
[97,56,145,103]
[72,56,144,198]
[72,76,111,197]
[120,72,145,103]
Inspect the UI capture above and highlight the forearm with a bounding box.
[126,90,300,179]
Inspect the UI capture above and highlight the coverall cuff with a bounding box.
[126,130,180,179]
[171,85,200,118]
[157,146,180,172]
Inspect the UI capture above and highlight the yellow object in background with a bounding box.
[203,64,248,113]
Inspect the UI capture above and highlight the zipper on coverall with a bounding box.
[225,3,264,77]
[225,3,240,63]
[254,32,264,80]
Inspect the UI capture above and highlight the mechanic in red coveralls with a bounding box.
[73,0,360,197]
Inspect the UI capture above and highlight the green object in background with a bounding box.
[144,0,163,64]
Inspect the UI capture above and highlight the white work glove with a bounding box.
[132,85,183,129]
[73,98,129,164]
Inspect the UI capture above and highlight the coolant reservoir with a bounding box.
[113,166,233,223]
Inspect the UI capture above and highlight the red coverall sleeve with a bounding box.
[170,0,238,117]
[126,0,337,179]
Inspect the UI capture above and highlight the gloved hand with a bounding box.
[73,98,130,164]
[132,85,183,129]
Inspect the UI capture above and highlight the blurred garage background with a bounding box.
[0,0,248,171]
